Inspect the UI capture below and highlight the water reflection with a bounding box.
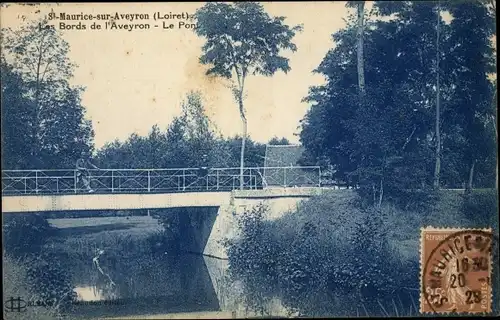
[74,286,104,301]
[65,247,220,318]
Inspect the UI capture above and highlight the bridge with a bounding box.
[2,165,330,314]
[1,166,322,213]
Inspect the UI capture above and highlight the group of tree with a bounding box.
[300,0,497,206]
[1,15,294,173]
[1,18,94,170]
[95,90,291,170]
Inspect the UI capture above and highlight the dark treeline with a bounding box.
[95,91,291,170]
[299,1,497,206]
[1,19,94,170]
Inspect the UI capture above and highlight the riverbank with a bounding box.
[223,188,498,317]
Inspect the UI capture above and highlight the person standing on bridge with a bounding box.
[76,157,100,193]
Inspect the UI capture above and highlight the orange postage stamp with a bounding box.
[420,227,493,314]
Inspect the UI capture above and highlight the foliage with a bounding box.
[194,2,302,80]
[95,90,273,169]
[3,213,57,257]
[3,254,59,320]
[224,189,499,316]
[1,60,36,169]
[1,18,94,169]
[461,188,499,229]
[299,0,496,206]
[224,204,277,314]
[268,137,291,146]
[24,253,77,313]
[3,214,76,315]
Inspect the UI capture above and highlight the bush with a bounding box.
[3,213,57,257]
[154,209,184,256]
[24,253,77,313]
[3,254,59,320]
[225,192,418,317]
[224,204,278,314]
[462,189,498,229]
[3,214,77,315]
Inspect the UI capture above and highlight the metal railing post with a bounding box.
[216,170,219,190]
[318,167,321,187]
[283,167,287,187]
[182,169,186,191]
[206,171,209,191]
[57,178,59,194]
[74,170,77,193]
[35,171,39,194]
[111,170,114,192]
[148,170,151,192]
[24,177,27,194]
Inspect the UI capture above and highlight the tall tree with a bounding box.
[194,2,302,189]
[347,1,366,95]
[268,137,291,145]
[1,60,36,169]
[493,80,498,189]
[441,0,496,194]
[1,18,94,168]
[480,0,497,189]
[433,1,442,189]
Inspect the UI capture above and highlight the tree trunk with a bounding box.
[493,82,498,190]
[357,2,365,95]
[32,32,49,169]
[495,119,498,190]
[378,177,384,208]
[33,47,43,169]
[238,96,247,190]
[433,2,441,190]
[465,160,476,196]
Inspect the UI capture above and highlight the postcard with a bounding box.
[2,2,498,319]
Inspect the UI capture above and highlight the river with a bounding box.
[46,216,224,319]
[68,253,220,319]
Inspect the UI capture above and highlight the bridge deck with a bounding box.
[1,187,328,213]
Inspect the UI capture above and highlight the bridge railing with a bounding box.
[1,166,321,195]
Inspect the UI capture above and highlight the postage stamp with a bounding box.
[420,227,493,314]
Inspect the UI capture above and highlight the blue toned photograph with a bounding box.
[1,1,498,319]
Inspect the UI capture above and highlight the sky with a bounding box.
[1,2,351,149]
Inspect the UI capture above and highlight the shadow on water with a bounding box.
[56,223,141,236]
[45,210,222,319]
[68,254,220,319]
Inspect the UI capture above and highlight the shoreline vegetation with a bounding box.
[221,188,498,317]
[3,188,498,318]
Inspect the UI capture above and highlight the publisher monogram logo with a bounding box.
[4,297,27,313]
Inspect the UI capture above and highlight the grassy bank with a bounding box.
[225,188,499,317]
[3,255,59,320]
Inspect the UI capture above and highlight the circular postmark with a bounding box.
[422,229,493,314]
